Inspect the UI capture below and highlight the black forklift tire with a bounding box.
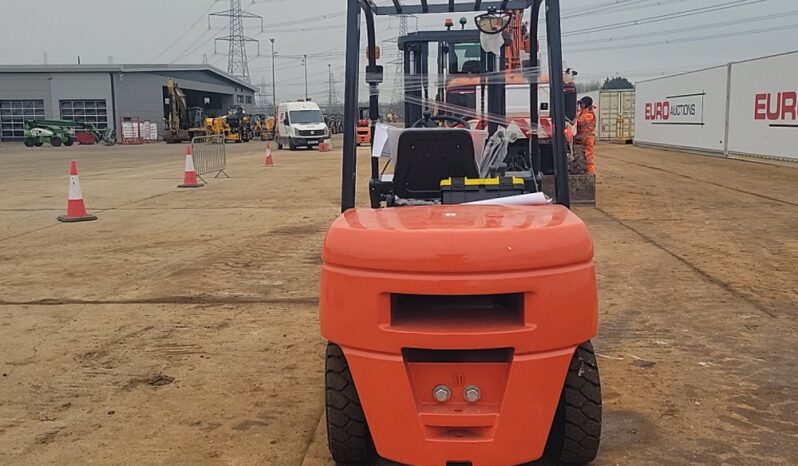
[64,137,74,147]
[544,341,602,465]
[34,140,44,147]
[24,138,35,148]
[51,136,63,147]
[326,343,377,465]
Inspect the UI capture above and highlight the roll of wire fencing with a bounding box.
[191,134,228,182]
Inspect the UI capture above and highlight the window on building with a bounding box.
[245,96,253,104]
[237,95,245,104]
[0,100,46,140]
[60,100,108,129]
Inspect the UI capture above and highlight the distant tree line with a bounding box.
[576,76,635,93]
[601,76,634,90]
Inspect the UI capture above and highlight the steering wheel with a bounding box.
[411,113,470,129]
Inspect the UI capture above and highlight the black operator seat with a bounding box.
[393,128,478,200]
[461,60,481,74]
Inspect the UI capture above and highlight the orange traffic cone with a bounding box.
[264,142,275,167]
[57,161,97,223]
[178,144,203,188]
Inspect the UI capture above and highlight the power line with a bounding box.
[170,27,220,64]
[562,0,768,37]
[144,0,218,62]
[565,8,798,47]
[566,22,798,53]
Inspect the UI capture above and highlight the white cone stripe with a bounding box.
[185,154,196,173]
[68,175,83,200]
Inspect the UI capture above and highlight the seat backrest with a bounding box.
[461,60,481,74]
[393,128,478,200]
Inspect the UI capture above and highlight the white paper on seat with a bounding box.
[371,123,390,158]
[471,129,489,165]
[464,192,550,206]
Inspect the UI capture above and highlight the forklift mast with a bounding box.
[342,0,570,210]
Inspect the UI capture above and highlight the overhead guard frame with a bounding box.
[378,0,531,14]
[341,0,571,211]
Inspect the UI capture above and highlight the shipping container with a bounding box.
[598,89,635,142]
[727,51,798,162]
[634,65,729,154]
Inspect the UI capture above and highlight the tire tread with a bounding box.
[325,343,376,465]
[546,341,602,465]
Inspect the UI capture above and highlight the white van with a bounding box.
[275,101,329,150]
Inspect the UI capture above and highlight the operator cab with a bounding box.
[369,9,572,208]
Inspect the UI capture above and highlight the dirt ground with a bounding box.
[0,138,796,465]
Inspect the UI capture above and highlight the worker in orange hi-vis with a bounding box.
[575,96,597,174]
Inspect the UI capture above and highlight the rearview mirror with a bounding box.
[283,117,289,125]
[475,12,512,35]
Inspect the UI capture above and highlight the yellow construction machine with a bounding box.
[204,106,252,143]
[163,79,208,143]
[254,114,275,140]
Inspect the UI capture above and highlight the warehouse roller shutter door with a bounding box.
[60,100,109,130]
[0,100,46,141]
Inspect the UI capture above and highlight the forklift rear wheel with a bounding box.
[64,137,74,147]
[51,136,63,147]
[544,341,602,464]
[325,343,377,465]
[24,138,35,148]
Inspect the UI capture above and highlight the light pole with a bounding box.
[270,38,277,116]
[327,63,332,110]
[303,54,309,101]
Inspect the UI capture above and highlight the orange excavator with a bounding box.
[438,10,580,176]
[321,2,601,465]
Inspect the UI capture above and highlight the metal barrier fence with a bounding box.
[191,135,228,181]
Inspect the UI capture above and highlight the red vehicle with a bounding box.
[321,2,601,465]
[356,106,371,146]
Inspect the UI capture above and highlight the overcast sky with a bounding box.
[1,0,795,102]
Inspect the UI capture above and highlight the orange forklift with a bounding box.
[320,2,601,465]
[356,106,371,146]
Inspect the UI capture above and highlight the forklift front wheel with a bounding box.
[64,137,74,147]
[51,136,63,147]
[544,341,602,465]
[325,343,377,465]
[34,140,44,147]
